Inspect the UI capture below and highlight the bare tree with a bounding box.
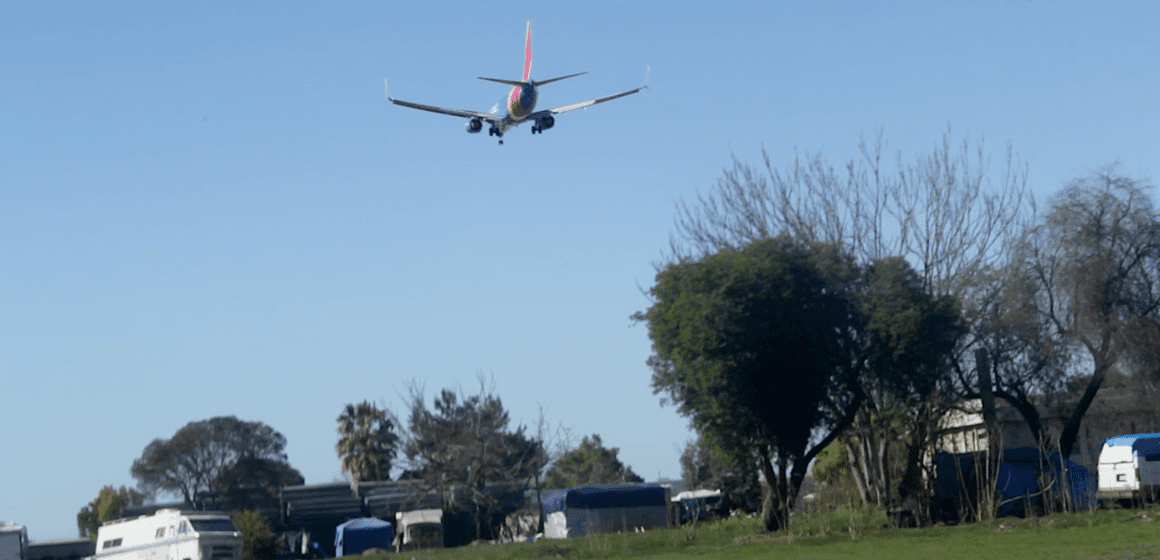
[673,128,1029,297]
[1007,168,1160,458]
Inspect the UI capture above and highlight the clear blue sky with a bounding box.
[2,1,1157,541]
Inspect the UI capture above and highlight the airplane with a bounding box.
[384,21,648,145]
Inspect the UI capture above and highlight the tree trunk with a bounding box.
[844,439,871,504]
[757,448,784,532]
[1059,362,1108,458]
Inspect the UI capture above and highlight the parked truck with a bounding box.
[0,525,29,560]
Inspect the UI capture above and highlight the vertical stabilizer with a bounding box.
[522,21,533,82]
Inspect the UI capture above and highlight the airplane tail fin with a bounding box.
[522,20,532,82]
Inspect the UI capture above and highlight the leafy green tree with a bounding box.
[639,236,867,531]
[216,456,305,511]
[849,257,961,510]
[542,434,642,489]
[130,416,301,507]
[231,509,275,560]
[336,400,399,484]
[77,485,145,541]
[669,131,1028,519]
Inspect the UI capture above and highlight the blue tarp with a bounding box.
[936,447,1092,518]
[1104,433,1160,448]
[1131,437,1160,459]
[334,517,393,557]
[542,484,668,514]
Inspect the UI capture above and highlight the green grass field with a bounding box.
[368,507,1160,560]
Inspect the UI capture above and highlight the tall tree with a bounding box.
[401,376,546,541]
[77,485,146,541]
[542,434,642,489]
[665,130,1026,520]
[852,257,961,511]
[640,236,867,531]
[335,400,399,484]
[1005,169,1160,458]
[130,416,300,508]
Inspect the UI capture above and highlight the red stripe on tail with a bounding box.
[522,21,532,82]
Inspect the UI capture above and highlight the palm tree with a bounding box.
[335,401,399,484]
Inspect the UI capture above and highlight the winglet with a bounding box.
[643,66,651,90]
[384,78,392,100]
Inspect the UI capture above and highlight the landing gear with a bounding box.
[488,126,504,145]
[531,126,539,134]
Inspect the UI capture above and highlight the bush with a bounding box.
[232,510,275,560]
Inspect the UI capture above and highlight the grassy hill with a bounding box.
[367,507,1160,560]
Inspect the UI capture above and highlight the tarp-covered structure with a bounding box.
[334,517,393,557]
[1105,433,1160,459]
[935,447,1092,520]
[542,484,671,538]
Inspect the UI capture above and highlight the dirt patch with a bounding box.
[732,533,790,545]
[533,544,574,558]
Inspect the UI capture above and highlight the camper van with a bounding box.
[93,509,242,560]
[1097,433,1160,502]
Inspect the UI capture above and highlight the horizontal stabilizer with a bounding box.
[533,71,588,86]
[478,71,588,88]
[478,77,527,87]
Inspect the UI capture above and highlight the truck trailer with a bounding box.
[1097,433,1160,503]
[0,525,28,560]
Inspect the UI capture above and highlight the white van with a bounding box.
[1097,433,1160,502]
[94,509,242,560]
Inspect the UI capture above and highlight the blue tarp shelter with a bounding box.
[936,447,1092,519]
[542,484,670,538]
[334,517,393,557]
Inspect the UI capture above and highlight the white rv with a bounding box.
[93,509,242,560]
[0,525,29,560]
[1097,433,1160,502]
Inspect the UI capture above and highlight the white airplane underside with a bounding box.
[385,21,648,145]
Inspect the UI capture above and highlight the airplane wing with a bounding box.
[546,67,650,115]
[385,79,504,122]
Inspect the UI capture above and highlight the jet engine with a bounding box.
[465,118,483,134]
[532,115,555,134]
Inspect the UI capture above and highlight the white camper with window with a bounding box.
[1097,433,1160,502]
[93,509,242,560]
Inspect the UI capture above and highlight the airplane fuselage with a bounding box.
[507,83,537,120]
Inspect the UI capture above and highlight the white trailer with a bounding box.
[94,509,242,560]
[393,509,442,552]
[1097,433,1160,502]
[0,525,29,560]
